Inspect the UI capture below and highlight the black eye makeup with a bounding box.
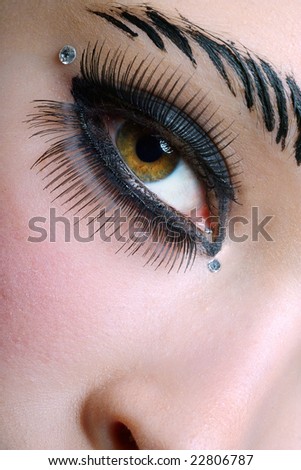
[26,3,301,274]
[28,40,240,272]
[89,4,301,166]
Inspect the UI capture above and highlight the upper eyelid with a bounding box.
[74,43,237,195]
[87,4,301,166]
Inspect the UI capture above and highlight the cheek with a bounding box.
[1,239,131,374]
[0,211,190,382]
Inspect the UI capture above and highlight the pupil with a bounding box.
[136,134,164,163]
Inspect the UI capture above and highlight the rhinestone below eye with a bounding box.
[207,259,221,273]
[59,45,76,65]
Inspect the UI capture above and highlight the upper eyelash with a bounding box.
[27,42,240,271]
[91,5,301,167]
[76,42,239,198]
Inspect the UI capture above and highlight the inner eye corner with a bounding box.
[110,421,139,450]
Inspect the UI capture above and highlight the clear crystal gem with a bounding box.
[207,259,221,273]
[59,45,76,65]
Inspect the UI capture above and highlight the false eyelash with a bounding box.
[75,42,239,200]
[27,43,240,272]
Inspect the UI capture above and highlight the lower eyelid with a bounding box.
[146,160,205,214]
[28,98,225,269]
[76,93,228,254]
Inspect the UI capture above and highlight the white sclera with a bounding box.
[146,159,204,214]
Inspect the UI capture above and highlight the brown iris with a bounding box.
[116,121,180,182]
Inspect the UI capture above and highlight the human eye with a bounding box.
[28,42,238,272]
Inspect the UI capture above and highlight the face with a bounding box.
[1,0,301,450]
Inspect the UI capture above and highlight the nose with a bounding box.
[81,310,300,450]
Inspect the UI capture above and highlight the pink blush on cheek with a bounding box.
[1,221,172,383]
[0,237,118,375]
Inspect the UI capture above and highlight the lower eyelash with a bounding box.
[27,100,201,272]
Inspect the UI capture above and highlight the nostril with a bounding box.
[110,421,139,450]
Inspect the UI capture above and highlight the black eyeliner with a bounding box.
[75,44,235,197]
[71,43,237,252]
[27,41,238,271]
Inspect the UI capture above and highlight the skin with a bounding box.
[1,0,301,450]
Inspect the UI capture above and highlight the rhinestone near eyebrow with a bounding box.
[59,45,77,65]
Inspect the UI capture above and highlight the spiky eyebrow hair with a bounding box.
[87,4,301,166]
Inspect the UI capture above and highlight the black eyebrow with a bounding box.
[120,11,165,50]
[87,10,138,38]
[87,5,301,166]
[145,8,196,65]
[246,56,275,132]
[260,59,288,149]
[286,76,301,164]
[187,31,235,97]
